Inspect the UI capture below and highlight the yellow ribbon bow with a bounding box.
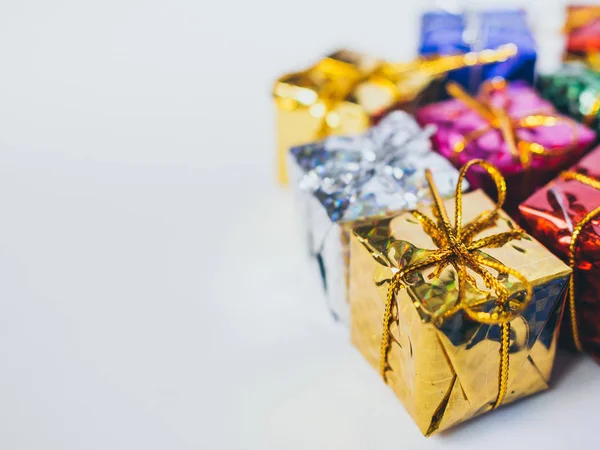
[447,80,577,171]
[559,171,600,352]
[380,160,533,409]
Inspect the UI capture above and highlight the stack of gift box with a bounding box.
[273,6,600,437]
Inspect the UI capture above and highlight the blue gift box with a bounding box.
[419,10,537,92]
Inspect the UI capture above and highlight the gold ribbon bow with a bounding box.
[559,171,600,352]
[380,160,533,409]
[448,80,577,171]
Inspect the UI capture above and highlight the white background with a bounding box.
[0,1,598,449]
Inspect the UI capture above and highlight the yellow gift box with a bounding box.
[349,161,571,436]
[273,46,518,185]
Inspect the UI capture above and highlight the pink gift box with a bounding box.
[416,80,596,212]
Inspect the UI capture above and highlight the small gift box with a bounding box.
[538,63,600,133]
[350,161,571,436]
[273,47,518,185]
[416,79,596,213]
[520,146,600,362]
[288,111,465,323]
[419,10,536,91]
[564,5,600,58]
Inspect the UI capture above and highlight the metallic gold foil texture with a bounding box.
[274,46,518,185]
[350,183,571,435]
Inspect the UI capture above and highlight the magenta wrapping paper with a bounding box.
[416,81,596,210]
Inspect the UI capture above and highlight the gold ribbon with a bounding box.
[380,160,533,409]
[383,44,519,78]
[447,80,578,171]
[559,171,600,352]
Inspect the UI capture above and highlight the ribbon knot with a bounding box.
[448,80,577,171]
[448,238,469,259]
[380,159,533,409]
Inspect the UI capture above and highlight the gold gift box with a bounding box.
[273,46,518,185]
[349,189,571,436]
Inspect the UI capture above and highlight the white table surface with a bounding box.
[0,1,599,449]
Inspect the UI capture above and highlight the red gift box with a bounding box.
[520,146,600,361]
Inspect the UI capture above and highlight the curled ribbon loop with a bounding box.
[380,159,533,409]
[559,171,600,352]
[447,80,579,171]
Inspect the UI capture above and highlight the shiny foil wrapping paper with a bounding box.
[520,147,600,361]
[273,49,441,185]
[288,112,465,323]
[538,63,600,133]
[273,47,518,185]
[350,189,571,436]
[419,10,536,91]
[564,5,600,57]
[416,81,596,212]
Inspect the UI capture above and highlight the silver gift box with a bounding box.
[288,111,468,324]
